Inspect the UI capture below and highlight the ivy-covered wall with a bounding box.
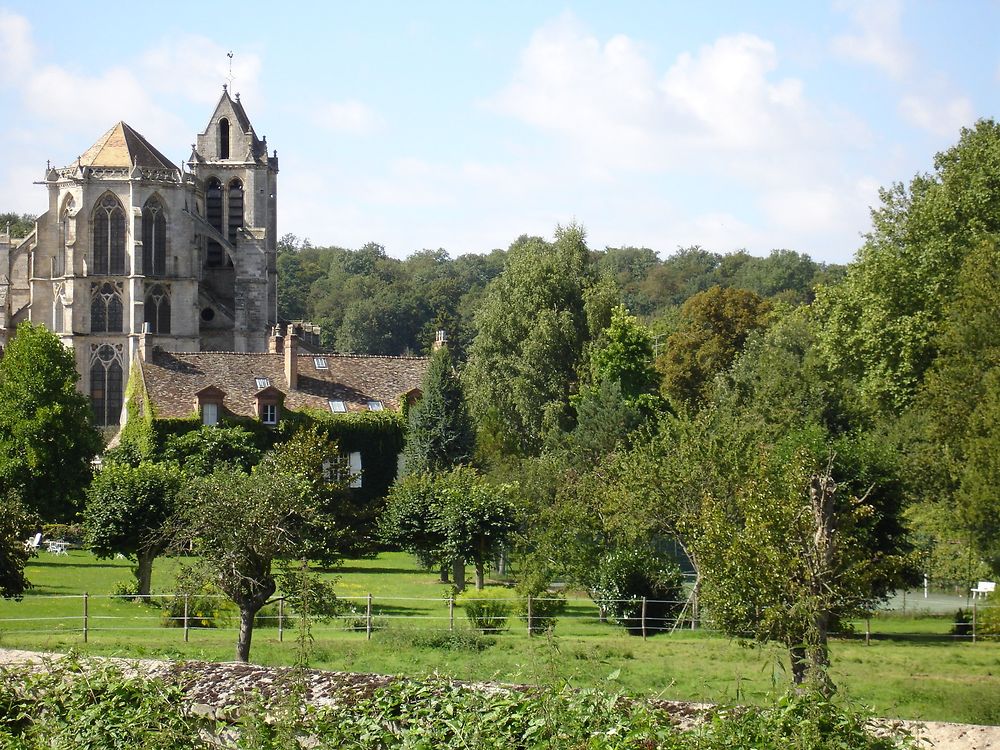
[119,364,405,503]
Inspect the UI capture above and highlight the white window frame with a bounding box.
[261,402,278,425]
[254,377,271,389]
[314,357,328,369]
[328,399,347,413]
[202,403,219,426]
[367,400,384,411]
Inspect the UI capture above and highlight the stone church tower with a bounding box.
[0,88,278,427]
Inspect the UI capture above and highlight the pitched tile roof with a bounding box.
[74,122,177,170]
[139,349,429,419]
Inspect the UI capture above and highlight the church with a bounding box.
[0,88,279,427]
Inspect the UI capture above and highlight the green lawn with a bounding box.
[2,550,999,725]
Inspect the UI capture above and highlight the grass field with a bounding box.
[1,550,998,725]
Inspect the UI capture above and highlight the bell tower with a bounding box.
[189,86,278,352]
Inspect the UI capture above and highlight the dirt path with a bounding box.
[1,648,996,748]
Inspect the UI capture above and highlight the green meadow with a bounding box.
[1,550,998,725]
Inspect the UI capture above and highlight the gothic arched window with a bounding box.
[219,117,230,159]
[142,197,167,277]
[92,193,126,275]
[227,179,244,249]
[144,283,171,334]
[56,195,73,277]
[90,344,123,427]
[91,282,123,333]
[206,178,224,267]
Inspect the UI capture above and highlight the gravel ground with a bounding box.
[0,648,997,748]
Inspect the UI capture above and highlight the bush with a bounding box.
[161,569,228,629]
[514,567,566,634]
[109,578,141,601]
[977,606,1000,638]
[459,588,515,634]
[41,523,84,545]
[253,601,297,629]
[951,608,973,637]
[593,548,684,636]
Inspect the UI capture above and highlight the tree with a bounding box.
[0,212,36,239]
[0,492,35,599]
[0,323,102,520]
[815,119,1000,415]
[168,430,341,662]
[160,426,263,476]
[657,285,772,408]
[381,468,517,591]
[691,428,915,688]
[465,226,600,455]
[402,346,475,476]
[84,462,183,597]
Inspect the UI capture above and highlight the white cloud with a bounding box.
[899,91,975,137]
[0,9,33,84]
[313,99,381,134]
[141,36,262,106]
[831,0,910,79]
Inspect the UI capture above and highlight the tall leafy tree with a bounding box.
[0,492,35,599]
[815,119,1000,415]
[465,225,599,455]
[402,345,475,476]
[657,285,772,408]
[84,462,183,597]
[0,212,36,239]
[0,323,102,520]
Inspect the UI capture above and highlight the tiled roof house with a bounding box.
[130,325,429,426]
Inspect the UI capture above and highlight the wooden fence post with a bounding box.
[865,618,870,646]
[641,597,647,640]
[972,601,977,643]
[366,593,373,641]
[691,588,698,630]
[278,597,284,643]
[527,595,533,637]
[83,593,89,643]
[183,594,190,643]
[449,596,454,632]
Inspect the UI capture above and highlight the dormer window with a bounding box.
[254,377,270,389]
[195,385,226,427]
[367,400,384,411]
[314,357,328,369]
[202,403,218,426]
[328,399,347,413]
[261,403,278,425]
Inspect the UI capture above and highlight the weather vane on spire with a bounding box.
[226,51,236,90]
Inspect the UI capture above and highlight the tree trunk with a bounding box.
[237,607,257,663]
[135,551,155,598]
[789,645,808,685]
[452,558,466,592]
[475,557,485,591]
[497,548,507,577]
[439,564,450,583]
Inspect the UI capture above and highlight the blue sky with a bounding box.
[1,2,996,264]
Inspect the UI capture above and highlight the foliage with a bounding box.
[167,430,342,661]
[459,587,515,633]
[382,467,518,590]
[0,492,34,599]
[40,523,85,545]
[584,304,661,406]
[0,659,209,749]
[160,567,228,628]
[593,548,684,635]
[465,226,600,455]
[977,606,1000,638]
[658,285,773,408]
[0,212,35,239]
[692,428,917,685]
[815,119,1000,415]
[0,322,102,520]
[160,425,263,476]
[513,566,567,634]
[402,345,475,476]
[84,461,183,596]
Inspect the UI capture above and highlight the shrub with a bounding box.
[254,601,297,629]
[41,523,84,545]
[459,588,514,634]
[977,606,1000,638]
[109,578,141,601]
[951,608,973,637]
[514,567,566,634]
[160,569,228,629]
[593,548,684,636]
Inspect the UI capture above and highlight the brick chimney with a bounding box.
[284,324,298,390]
[268,325,284,354]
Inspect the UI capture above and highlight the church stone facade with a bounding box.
[0,88,278,427]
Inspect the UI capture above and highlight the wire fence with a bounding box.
[0,592,995,645]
